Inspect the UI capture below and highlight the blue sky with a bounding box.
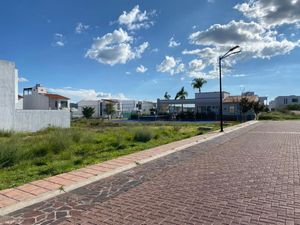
[1,0,300,102]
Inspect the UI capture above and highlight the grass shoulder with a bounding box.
[0,119,236,190]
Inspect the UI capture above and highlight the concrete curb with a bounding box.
[0,120,258,216]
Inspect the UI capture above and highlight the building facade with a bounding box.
[269,95,300,110]
[23,84,70,110]
[74,99,156,119]
[0,60,70,132]
[157,91,264,120]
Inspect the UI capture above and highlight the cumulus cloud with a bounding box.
[156,56,185,75]
[189,20,299,59]
[52,33,66,47]
[234,0,300,28]
[136,65,148,73]
[48,87,128,102]
[85,28,149,65]
[18,77,28,82]
[168,37,181,48]
[118,5,156,30]
[75,22,90,34]
[185,19,300,78]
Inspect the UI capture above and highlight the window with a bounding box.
[55,101,58,108]
[284,98,288,104]
[61,101,68,108]
[292,98,298,103]
[229,106,235,113]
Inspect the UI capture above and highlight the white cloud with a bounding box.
[52,33,66,47]
[229,74,248,77]
[18,77,28,82]
[156,56,185,75]
[168,37,181,48]
[85,28,149,65]
[207,0,215,3]
[118,5,156,30]
[234,0,300,28]
[136,65,148,73]
[175,63,185,74]
[75,22,90,34]
[48,87,128,102]
[186,20,300,78]
[125,71,131,75]
[151,48,159,52]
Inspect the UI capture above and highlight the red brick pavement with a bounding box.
[60,121,300,225]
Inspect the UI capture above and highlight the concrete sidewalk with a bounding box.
[0,121,257,217]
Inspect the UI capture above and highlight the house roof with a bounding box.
[224,95,258,103]
[44,93,69,100]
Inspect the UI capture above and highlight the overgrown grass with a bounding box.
[259,111,300,120]
[0,119,236,190]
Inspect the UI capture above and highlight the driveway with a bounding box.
[2,121,300,225]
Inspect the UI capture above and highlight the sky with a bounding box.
[1,0,300,102]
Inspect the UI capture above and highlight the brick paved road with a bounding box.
[2,121,300,225]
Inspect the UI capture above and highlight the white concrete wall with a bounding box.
[15,99,23,109]
[0,60,16,130]
[14,110,70,132]
[0,59,71,132]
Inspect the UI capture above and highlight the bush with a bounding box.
[286,104,300,111]
[82,106,95,119]
[129,113,139,120]
[133,129,153,142]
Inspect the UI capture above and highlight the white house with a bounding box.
[76,99,121,118]
[0,60,70,132]
[23,84,70,110]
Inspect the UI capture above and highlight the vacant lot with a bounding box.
[259,111,300,120]
[0,119,236,190]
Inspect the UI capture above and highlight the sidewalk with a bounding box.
[0,121,257,216]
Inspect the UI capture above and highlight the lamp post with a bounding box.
[219,46,241,132]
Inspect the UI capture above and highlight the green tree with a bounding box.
[191,78,207,93]
[239,97,252,121]
[82,106,95,119]
[104,102,116,120]
[164,92,171,100]
[252,101,264,120]
[175,87,188,113]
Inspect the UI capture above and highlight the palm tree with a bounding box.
[191,78,207,93]
[175,87,188,112]
[164,92,171,100]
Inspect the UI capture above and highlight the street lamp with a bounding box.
[219,46,241,132]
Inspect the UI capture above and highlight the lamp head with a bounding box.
[229,46,240,52]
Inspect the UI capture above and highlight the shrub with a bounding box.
[286,104,300,111]
[133,129,153,142]
[129,113,139,120]
[82,106,95,119]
